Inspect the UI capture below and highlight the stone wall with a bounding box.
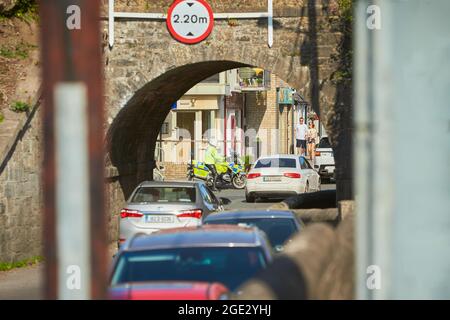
[162,162,188,181]
[0,104,43,263]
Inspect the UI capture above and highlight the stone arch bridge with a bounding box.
[103,0,353,231]
[0,0,353,261]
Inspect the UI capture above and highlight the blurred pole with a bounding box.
[40,0,106,299]
[355,0,450,299]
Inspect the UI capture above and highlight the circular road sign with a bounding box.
[167,0,214,44]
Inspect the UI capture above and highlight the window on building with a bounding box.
[201,73,220,83]
[238,68,270,90]
[161,122,169,135]
[202,111,212,137]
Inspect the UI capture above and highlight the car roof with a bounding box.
[204,210,296,221]
[126,225,263,251]
[256,154,301,160]
[137,180,201,188]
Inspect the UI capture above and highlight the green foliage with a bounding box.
[0,111,4,123]
[328,0,354,84]
[338,0,354,24]
[0,256,43,271]
[0,0,38,22]
[0,42,35,59]
[10,100,31,113]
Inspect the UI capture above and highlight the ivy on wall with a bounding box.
[328,0,354,84]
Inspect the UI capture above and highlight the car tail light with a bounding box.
[284,172,301,179]
[247,173,261,179]
[177,209,203,219]
[315,151,321,156]
[120,208,143,219]
[119,238,126,244]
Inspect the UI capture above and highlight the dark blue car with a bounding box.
[204,210,304,252]
[110,225,273,292]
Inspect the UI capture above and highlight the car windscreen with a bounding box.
[254,158,297,169]
[318,137,331,149]
[206,218,298,247]
[111,247,266,291]
[130,187,196,203]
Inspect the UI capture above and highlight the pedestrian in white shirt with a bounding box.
[295,117,308,156]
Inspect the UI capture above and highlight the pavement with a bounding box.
[0,183,335,299]
[0,264,43,300]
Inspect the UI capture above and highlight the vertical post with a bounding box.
[108,0,114,48]
[194,111,202,160]
[268,0,273,48]
[355,0,450,299]
[40,0,106,299]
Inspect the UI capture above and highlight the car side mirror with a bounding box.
[219,197,231,205]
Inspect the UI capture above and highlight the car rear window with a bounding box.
[318,137,331,148]
[111,247,267,291]
[254,158,297,168]
[205,218,298,248]
[130,187,196,203]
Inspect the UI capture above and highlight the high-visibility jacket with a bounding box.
[205,145,224,165]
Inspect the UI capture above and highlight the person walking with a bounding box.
[204,138,224,191]
[306,122,318,161]
[295,117,308,156]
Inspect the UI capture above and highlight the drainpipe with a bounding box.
[224,96,227,156]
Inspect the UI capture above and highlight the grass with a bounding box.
[10,100,31,113]
[0,42,36,59]
[0,256,43,272]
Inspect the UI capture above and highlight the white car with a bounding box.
[245,154,321,203]
[314,137,335,181]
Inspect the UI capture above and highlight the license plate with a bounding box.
[263,176,282,182]
[146,215,175,224]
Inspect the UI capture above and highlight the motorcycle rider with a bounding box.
[204,138,224,191]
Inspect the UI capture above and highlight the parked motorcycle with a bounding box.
[187,160,246,189]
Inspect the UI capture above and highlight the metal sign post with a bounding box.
[40,0,106,300]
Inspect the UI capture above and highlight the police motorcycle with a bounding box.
[187,153,247,189]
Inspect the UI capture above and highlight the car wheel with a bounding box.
[245,192,256,203]
[232,174,246,189]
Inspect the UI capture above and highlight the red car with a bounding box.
[109,281,229,300]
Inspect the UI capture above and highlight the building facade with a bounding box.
[156,67,319,178]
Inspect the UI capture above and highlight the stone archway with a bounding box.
[102,1,353,240]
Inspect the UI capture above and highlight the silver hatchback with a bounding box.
[119,181,224,247]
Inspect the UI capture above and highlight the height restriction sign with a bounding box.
[167,0,214,44]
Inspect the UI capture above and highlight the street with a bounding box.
[0,184,335,300]
[217,183,336,211]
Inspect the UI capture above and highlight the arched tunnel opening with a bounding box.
[107,61,249,198]
[106,60,330,201]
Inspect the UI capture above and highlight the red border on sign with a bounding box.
[167,0,214,44]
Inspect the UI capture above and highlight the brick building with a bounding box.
[157,68,317,178]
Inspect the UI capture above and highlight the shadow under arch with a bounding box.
[107,60,250,198]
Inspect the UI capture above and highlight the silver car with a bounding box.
[118,181,224,247]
